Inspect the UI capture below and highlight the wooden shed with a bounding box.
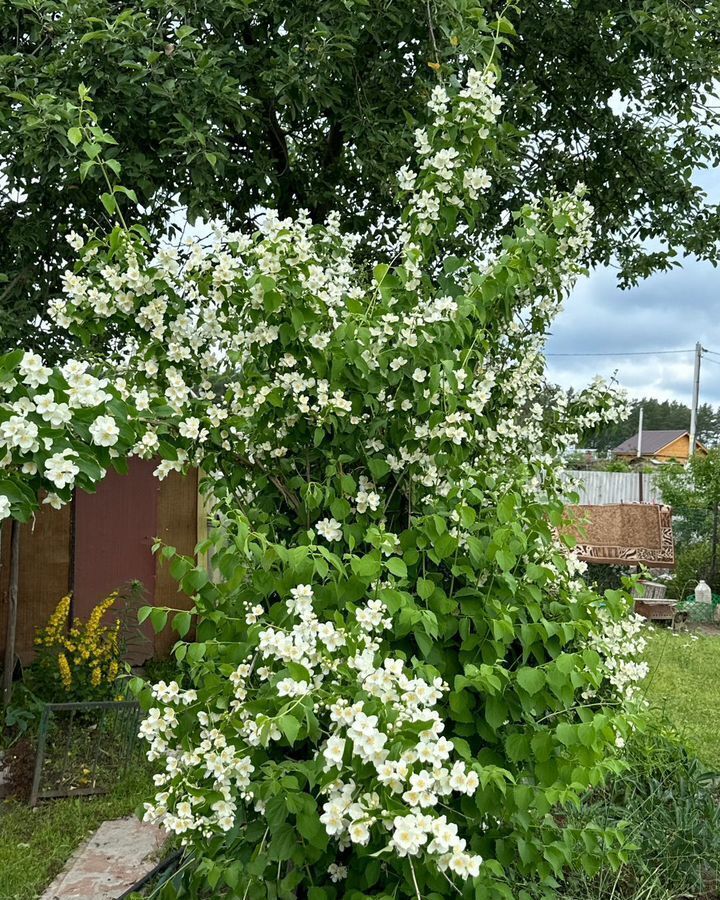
[0,460,202,667]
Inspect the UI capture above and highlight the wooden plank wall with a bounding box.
[0,505,72,666]
[0,467,200,667]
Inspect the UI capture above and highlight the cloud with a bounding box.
[546,258,720,404]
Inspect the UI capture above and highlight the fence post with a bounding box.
[711,504,719,589]
[2,519,20,707]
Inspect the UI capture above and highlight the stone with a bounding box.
[41,816,167,899]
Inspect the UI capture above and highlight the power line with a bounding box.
[546,348,694,358]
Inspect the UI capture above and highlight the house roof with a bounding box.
[613,429,691,456]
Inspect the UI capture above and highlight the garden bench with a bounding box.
[633,598,683,627]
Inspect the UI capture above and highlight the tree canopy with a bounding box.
[581,396,720,452]
[2,0,720,353]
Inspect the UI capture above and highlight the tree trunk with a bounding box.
[2,518,20,706]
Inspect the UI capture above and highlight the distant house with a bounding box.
[612,430,708,464]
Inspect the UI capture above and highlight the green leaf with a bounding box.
[297,809,328,850]
[516,667,545,695]
[183,567,209,592]
[279,715,301,746]
[80,30,110,43]
[149,608,168,633]
[385,557,407,578]
[269,823,296,861]
[79,159,96,181]
[373,263,390,284]
[496,549,516,571]
[172,611,192,638]
[67,127,83,146]
[417,577,434,599]
[187,642,206,663]
[100,192,117,215]
[350,554,382,579]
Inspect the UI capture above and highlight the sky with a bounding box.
[545,168,720,407]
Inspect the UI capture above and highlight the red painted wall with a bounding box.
[73,458,159,660]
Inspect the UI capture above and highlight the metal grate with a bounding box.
[30,700,141,806]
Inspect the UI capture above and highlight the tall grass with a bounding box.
[562,726,720,899]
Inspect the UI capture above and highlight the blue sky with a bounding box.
[545,168,720,406]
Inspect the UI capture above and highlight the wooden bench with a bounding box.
[633,598,678,626]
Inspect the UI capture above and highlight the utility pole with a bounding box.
[689,341,703,459]
[637,406,644,501]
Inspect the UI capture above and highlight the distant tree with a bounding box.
[582,397,720,452]
[658,450,720,588]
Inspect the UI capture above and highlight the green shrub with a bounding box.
[667,543,716,599]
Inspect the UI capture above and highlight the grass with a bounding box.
[642,626,720,770]
[0,764,153,900]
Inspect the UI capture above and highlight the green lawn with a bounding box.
[0,766,153,900]
[642,626,720,769]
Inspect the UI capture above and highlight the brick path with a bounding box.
[41,817,167,899]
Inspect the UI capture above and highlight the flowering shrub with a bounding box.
[0,62,645,897]
[33,593,121,701]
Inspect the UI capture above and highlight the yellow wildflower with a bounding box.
[58,653,72,690]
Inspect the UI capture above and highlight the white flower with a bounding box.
[316,517,342,541]
[323,736,346,768]
[19,352,52,389]
[44,450,80,490]
[89,415,120,447]
[328,863,348,883]
[411,368,427,383]
[0,496,10,520]
[276,678,309,698]
[179,417,204,440]
[66,230,85,250]
[349,820,371,845]
[0,416,39,452]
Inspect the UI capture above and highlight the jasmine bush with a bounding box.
[0,63,647,898]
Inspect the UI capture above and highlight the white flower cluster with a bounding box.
[320,688,483,877]
[141,681,253,836]
[402,70,501,238]
[586,608,649,703]
[139,582,483,880]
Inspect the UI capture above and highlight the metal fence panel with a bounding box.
[562,470,662,505]
[30,700,141,805]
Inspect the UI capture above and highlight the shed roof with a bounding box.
[613,429,689,455]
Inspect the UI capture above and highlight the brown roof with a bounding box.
[613,430,689,455]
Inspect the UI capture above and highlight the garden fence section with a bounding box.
[30,700,141,805]
[562,469,662,505]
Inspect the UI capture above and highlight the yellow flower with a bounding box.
[58,653,72,690]
[38,595,71,648]
[38,591,123,701]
